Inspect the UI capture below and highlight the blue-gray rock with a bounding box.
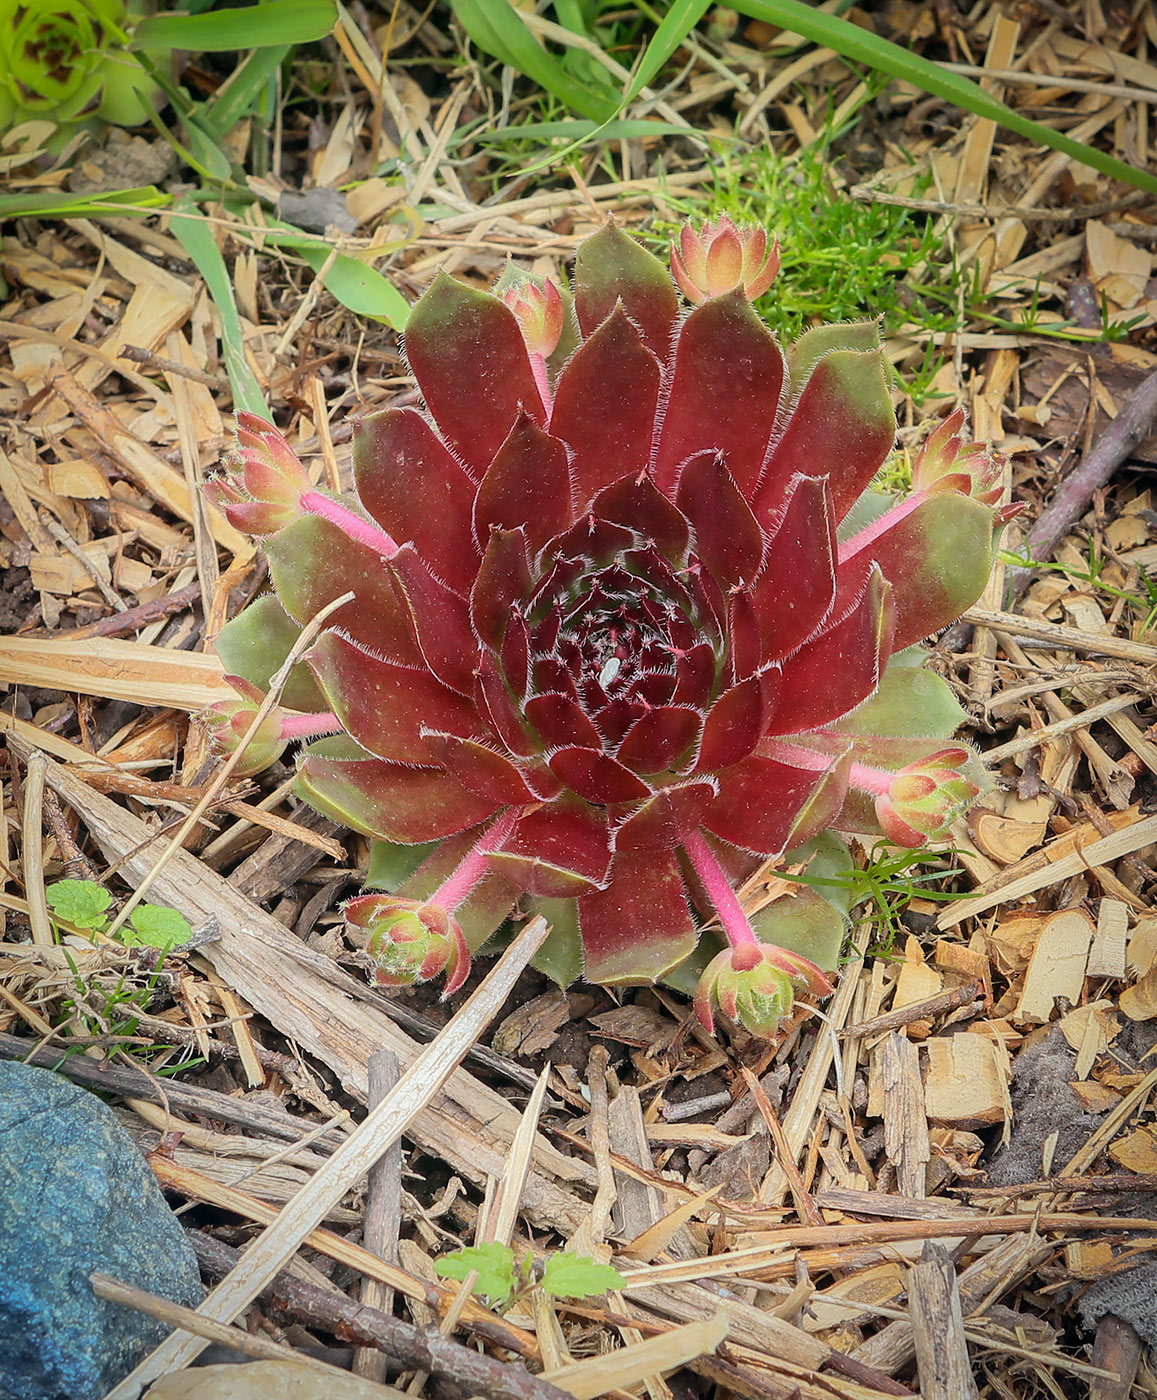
[0,1060,203,1400]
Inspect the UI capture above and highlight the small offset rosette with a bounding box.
[198,677,289,777]
[345,894,471,995]
[203,414,314,536]
[873,747,981,848]
[670,216,780,305]
[694,940,834,1038]
[497,276,564,357]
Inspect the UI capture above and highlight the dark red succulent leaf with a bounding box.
[615,705,702,774]
[524,691,604,750]
[588,471,690,562]
[474,652,537,757]
[404,270,544,474]
[577,849,695,984]
[752,346,895,527]
[547,746,652,805]
[750,474,837,661]
[354,407,479,596]
[549,305,662,509]
[473,411,574,552]
[265,515,422,667]
[484,797,614,897]
[694,672,770,773]
[702,750,849,855]
[573,220,679,361]
[768,563,894,735]
[611,778,717,851]
[470,527,532,649]
[653,292,785,498]
[390,545,478,696]
[421,732,544,805]
[307,631,478,764]
[297,746,495,843]
[676,450,764,587]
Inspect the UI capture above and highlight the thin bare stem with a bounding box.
[682,828,759,952]
[433,808,523,912]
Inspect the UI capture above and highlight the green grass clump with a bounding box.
[651,141,964,398]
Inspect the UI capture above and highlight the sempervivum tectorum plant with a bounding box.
[203,219,1013,1037]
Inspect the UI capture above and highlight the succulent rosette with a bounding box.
[204,218,1007,1037]
[0,0,157,133]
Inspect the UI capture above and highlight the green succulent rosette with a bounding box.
[0,0,156,133]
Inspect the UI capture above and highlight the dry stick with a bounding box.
[88,1273,373,1382]
[38,512,127,612]
[354,1049,403,1384]
[907,1242,978,1400]
[102,914,550,1398]
[186,1231,574,1400]
[102,589,354,942]
[839,982,983,1041]
[586,1044,617,1248]
[1089,1313,1142,1400]
[20,751,53,946]
[1008,368,1157,601]
[959,607,1157,665]
[120,344,230,391]
[740,1067,823,1228]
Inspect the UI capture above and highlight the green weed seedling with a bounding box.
[46,878,192,954]
[47,880,203,1071]
[785,841,969,958]
[1001,543,1157,640]
[434,1242,623,1309]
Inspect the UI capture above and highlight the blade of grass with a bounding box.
[0,188,170,219]
[731,0,1157,194]
[472,0,712,177]
[623,0,711,103]
[132,0,337,50]
[450,0,617,121]
[460,117,702,144]
[170,199,269,418]
[199,45,290,140]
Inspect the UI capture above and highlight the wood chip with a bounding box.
[1014,909,1094,1023]
[908,1242,978,1400]
[1088,899,1130,979]
[923,1034,1009,1130]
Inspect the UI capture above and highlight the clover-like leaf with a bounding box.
[45,879,111,933]
[434,1243,515,1306]
[540,1253,625,1300]
[122,903,192,952]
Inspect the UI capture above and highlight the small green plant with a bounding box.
[57,947,202,1074]
[46,878,192,953]
[786,842,967,956]
[434,1242,624,1308]
[1001,543,1157,639]
[0,0,336,144]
